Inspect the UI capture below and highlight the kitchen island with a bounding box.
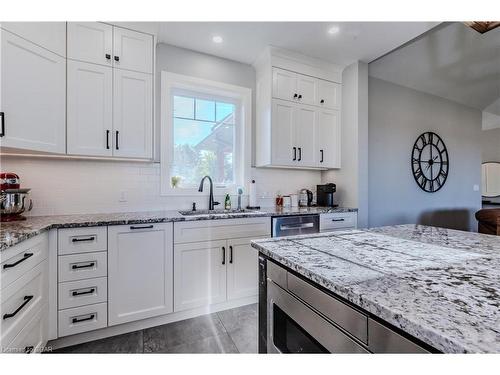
[251,225,500,353]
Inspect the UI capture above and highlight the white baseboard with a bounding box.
[48,296,257,350]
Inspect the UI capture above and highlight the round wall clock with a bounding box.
[411,132,449,193]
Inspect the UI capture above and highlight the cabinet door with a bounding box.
[108,223,173,326]
[67,61,113,156]
[272,68,297,102]
[318,80,341,110]
[0,22,66,57]
[113,69,153,159]
[271,99,296,166]
[174,240,227,312]
[317,109,341,168]
[0,30,65,153]
[296,74,318,106]
[113,27,153,74]
[294,105,317,167]
[227,237,266,301]
[67,22,113,66]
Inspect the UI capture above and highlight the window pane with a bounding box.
[195,99,215,122]
[171,116,234,188]
[173,96,194,118]
[216,102,235,123]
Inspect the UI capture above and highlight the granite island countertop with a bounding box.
[0,206,356,251]
[251,224,500,353]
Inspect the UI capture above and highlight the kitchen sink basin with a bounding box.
[178,209,262,216]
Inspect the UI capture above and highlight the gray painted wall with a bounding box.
[481,128,500,163]
[368,77,482,231]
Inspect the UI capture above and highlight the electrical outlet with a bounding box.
[119,190,128,202]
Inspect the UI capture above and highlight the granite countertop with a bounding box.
[251,224,500,353]
[0,206,356,251]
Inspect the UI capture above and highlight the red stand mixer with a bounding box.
[0,173,33,222]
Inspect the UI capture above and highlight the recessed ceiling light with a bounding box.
[327,26,340,35]
[212,35,223,44]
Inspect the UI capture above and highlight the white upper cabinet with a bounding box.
[67,61,113,157]
[113,70,153,159]
[317,109,341,168]
[0,22,66,57]
[296,75,318,106]
[271,100,296,166]
[272,68,297,101]
[0,29,66,154]
[67,22,113,66]
[318,80,341,110]
[113,28,153,73]
[108,223,173,326]
[256,49,342,170]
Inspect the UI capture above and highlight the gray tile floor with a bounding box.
[53,303,258,354]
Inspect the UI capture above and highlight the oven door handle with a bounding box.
[280,223,315,231]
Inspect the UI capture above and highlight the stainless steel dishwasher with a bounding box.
[272,215,319,237]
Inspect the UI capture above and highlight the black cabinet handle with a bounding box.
[222,246,226,265]
[106,130,110,150]
[320,149,324,163]
[3,295,33,320]
[24,346,34,354]
[229,246,233,264]
[114,56,119,62]
[298,147,302,161]
[298,94,302,99]
[115,131,119,150]
[293,93,298,99]
[130,225,154,230]
[72,288,95,296]
[292,147,297,161]
[105,54,111,60]
[3,253,33,269]
[72,262,95,270]
[0,111,4,137]
[71,236,95,243]
[72,314,95,324]
[320,99,325,104]
[332,218,345,222]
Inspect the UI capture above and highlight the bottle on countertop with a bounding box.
[224,194,231,210]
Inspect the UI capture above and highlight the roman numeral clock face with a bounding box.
[411,132,449,193]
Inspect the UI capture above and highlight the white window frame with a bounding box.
[160,71,251,196]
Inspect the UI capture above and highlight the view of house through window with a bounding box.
[170,93,237,189]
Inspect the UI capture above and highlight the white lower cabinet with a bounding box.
[174,240,227,311]
[226,237,261,301]
[108,223,173,326]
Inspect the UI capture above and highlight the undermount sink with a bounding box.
[178,209,261,216]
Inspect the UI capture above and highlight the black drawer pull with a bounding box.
[3,253,34,269]
[114,56,119,62]
[105,53,111,60]
[72,288,95,296]
[71,236,95,243]
[3,295,34,320]
[320,149,324,163]
[130,225,154,230]
[25,346,34,353]
[229,246,233,264]
[292,147,297,161]
[0,111,4,137]
[332,218,345,222]
[72,314,95,324]
[71,262,95,270]
[106,129,110,149]
[115,130,119,150]
[222,246,226,265]
[298,147,302,161]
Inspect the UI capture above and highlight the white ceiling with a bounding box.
[117,22,439,66]
[369,22,500,112]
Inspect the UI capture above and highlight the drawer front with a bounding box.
[58,277,107,310]
[367,319,430,353]
[2,304,48,354]
[174,217,271,244]
[58,227,107,255]
[287,272,368,344]
[1,233,48,289]
[0,261,47,348]
[58,303,107,337]
[58,252,107,282]
[320,212,357,232]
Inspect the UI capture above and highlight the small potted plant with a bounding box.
[171,176,181,188]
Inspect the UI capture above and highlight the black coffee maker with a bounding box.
[316,183,337,207]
